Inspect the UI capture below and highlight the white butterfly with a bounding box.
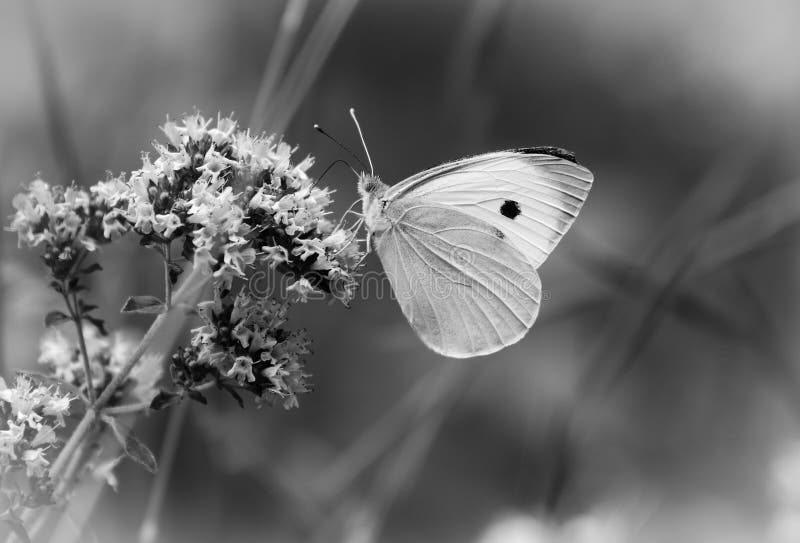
[329,111,594,358]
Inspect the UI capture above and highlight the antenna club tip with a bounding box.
[313,124,321,130]
[349,107,356,114]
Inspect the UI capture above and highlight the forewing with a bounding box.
[385,149,593,269]
[375,201,541,358]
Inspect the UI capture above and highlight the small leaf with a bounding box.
[79,262,102,275]
[221,384,244,409]
[44,310,71,327]
[187,389,207,405]
[49,281,64,295]
[181,236,195,262]
[168,262,183,285]
[102,416,158,474]
[149,390,182,411]
[121,295,165,314]
[83,315,108,336]
[79,302,99,313]
[140,234,165,256]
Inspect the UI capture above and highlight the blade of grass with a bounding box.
[23,0,82,183]
[249,0,310,132]
[309,361,472,542]
[542,151,763,511]
[262,0,362,135]
[694,179,800,274]
[137,402,188,543]
[313,361,466,501]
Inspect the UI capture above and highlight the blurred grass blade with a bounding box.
[310,361,472,542]
[263,0,362,134]
[646,147,758,270]
[445,0,507,132]
[343,408,449,543]
[313,361,466,501]
[249,0,310,132]
[695,179,800,274]
[137,402,189,543]
[23,0,82,183]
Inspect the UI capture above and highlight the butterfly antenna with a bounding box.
[314,123,369,173]
[349,108,374,175]
[318,159,359,182]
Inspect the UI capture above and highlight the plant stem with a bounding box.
[48,265,207,482]
[137,401,188,543]
[163,242,172,310]
[69,292,97,405]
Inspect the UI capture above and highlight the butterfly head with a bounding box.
[358,172,390,233]
[357,172,387,199]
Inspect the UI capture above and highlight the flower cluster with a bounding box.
[8,113,363,301]
[0,375,73,482]
[123,113,364,296]
[8,179,130,280]
[9,112,365,419]
[38,326,163,405]
[163,287,311,409]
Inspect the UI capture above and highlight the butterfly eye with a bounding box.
[500,200,521,219]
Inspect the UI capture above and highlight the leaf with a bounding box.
[181,236,195,262]
[168,262,183,285]
[149,390,182,411]
[49,281,64,295]
[121,295,165,314]
[102,416,158,474]
[79,262,102,275]
[83,315,108,336]
[44,310,71,327]
[78,300,99,313]
[221,384,245,409]
[187,389,207,405]
[140,234,165,256]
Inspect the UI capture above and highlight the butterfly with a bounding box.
[322,110,594,358]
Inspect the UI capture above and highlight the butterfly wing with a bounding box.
[384,148,593,269]
[374,199,542,358]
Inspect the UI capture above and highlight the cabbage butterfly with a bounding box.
[328,110,594,358]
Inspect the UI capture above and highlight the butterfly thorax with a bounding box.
[358,173,391,234]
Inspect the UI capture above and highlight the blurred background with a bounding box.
[1,0,799,541]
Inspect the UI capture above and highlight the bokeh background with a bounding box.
[2,0,799,541]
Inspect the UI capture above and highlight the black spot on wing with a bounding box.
[500,200,521,220]
[513,146,577,164]
[494,228,505,239]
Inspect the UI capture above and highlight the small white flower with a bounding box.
[292,238,325,261]
[227,355,256,383]
[262,245,289,268]
[131,202,156,234]
[153,212,183,238]
[286,277,318,303]
[23,448,50,477]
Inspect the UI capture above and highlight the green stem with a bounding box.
[163,242,172,311]
[69,291,97,405]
